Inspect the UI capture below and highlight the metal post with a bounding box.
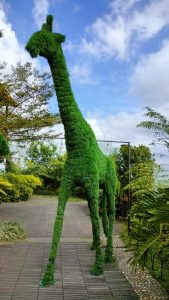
[127,142,131,234]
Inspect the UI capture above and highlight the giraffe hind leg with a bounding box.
[104,179,116,263]
[85,181,104,276]
[102,189,109,238]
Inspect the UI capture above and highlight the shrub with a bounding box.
[0,221,25,241]
[0,176,13,202]
[1,173,42,202]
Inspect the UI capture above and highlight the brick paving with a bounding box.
[0,195,139,299]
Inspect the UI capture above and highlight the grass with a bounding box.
[0,221,25,242]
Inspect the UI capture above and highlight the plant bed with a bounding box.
[0,221,25,243]
[120,224,169,297]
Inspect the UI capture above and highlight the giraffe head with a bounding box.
[25,15,65,59]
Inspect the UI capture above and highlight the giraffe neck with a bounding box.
[47,49,94,156]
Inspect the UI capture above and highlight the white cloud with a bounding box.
[86,111,153,146]
[0,3,33,66]
[130,40,169,108]
[70,63,99,85]
[32,0,49,28]
[110,0,139,15]
[80,0,169,60]
[72,3,81,14]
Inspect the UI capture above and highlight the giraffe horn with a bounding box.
[46,15,53,32]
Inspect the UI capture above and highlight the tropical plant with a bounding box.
[138,107,169,150]
[129,187,169,283]
[124,161,160,201]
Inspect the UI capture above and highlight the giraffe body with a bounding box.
[26,15,116,286]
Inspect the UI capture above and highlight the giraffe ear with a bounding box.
[46,15,53,32]
[55,33,65,43]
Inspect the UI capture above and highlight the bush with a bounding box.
[0,221,25,241]
[0,176,13,203]
[0,173,42,202]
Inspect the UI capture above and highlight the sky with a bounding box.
[0,0,169,161]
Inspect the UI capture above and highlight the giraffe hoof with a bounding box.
[91,264,103,276]
[90,244,96,251]
[39,280,45,287]
[104,253,116,263]
[39,278,55,287]
[91,268,103,276]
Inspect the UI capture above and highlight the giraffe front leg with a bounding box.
[88,201,97,251]
[90,199,103,275]
[39,177,73,287]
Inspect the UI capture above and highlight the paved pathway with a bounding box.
[0,195,139,300]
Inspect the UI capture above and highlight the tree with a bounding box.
[0,132,9,158]
[116,144,154,189]
[0,62,61,145]
[24,142,66,191]
[115,144,155,216]
[137,107,169,150]
[26,142,58,167]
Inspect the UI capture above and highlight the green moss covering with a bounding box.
[25,15,116,287]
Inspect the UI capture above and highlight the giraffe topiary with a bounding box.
[25,15,116,287]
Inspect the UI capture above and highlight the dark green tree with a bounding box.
[0,132,9,158]
[115,145,154,216]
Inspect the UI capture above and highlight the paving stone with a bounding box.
[0,196,139,300]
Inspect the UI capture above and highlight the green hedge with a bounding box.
[0,173,42,202]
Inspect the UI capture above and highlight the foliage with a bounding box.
[0,131,9,157]
[0,176,13,199]
[0,221,25,242]
[115,144,155,217]
[124,161,160,201]
[48,160,65,188]
[0,62,61,146]
[26,15,116,287]
[137,107,169,150]
[24,145,66,191]
[0,173,42,202]
[23,161,49,178]
[123,187,169,292]
[116,144,154,187]
[26,142,58,167]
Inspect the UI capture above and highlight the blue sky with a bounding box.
[0,0,169,156]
